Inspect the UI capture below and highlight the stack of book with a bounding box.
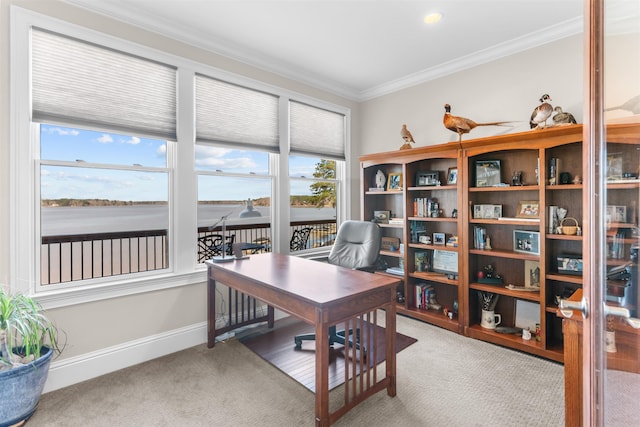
[413,197,438,218]
[385,266,404,276]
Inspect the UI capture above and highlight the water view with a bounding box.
[41,205,336,236]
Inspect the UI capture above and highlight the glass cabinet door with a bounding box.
[602,0,640,425]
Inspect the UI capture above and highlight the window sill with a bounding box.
[35,269,207,310]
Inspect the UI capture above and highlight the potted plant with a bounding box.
[0,286,63,426]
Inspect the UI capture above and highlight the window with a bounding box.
[195,75,276,262]
[11,8,350,302]
[288,101,346,252]
[289,156,340,251]
[39,125,170,285]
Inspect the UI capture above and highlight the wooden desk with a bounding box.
[206,253,400,426]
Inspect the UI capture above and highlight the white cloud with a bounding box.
[194,145,257,170]
[43,126,80,136]
[97,134,113,144]
[125,136,141,145]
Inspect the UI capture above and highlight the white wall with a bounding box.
[359,35,584,154]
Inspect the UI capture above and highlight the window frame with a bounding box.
[9,6,351,308]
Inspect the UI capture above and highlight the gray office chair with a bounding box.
[294,220,382,353]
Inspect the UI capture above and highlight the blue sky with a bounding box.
[40,125,320,201]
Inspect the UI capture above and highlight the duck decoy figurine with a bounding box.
[400,124,415,149]
[530,94,553,129]
[552,106,577,125]
[443,104,512,142]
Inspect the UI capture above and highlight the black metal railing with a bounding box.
[41,220,336,285]
[41,229,169,285]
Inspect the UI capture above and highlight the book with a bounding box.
[385,267,404,276]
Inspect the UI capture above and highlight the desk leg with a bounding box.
[386,301,397,397]
[315,310,330,427]
[207,277,217,348]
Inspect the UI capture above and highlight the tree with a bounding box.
[310,160,336,208]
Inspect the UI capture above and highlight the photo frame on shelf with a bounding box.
[524,260,541,289]
[515,300,540,331]
[447,167,458,185]
[433,232,446,245]
[474,160,501,187]
[414,251,427,272]
[516,200,540,218]
[415,170,439,187]
[387,172,403,191]
[513,230,540,255]
[473,204,502,219]
[373,210,391,224]
[557,254,583,275]
[381,236,400,251]
[606,153,623,180]
[606,205,627,223]
[432,249,458,276]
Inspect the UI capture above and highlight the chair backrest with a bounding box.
[328,220,381,270]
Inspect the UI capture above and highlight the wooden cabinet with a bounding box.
[360,123,640,361]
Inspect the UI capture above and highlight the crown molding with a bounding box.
[359,17,583,101]
[63,1,583,103]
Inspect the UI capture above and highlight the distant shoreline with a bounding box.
[41,196,325,208]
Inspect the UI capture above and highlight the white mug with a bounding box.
[480,309,501,329]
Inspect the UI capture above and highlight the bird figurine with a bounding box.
[530,94,553,129]
[552,106,577,125]
[400,124,415,150]
[605,94,640,115]
[443,104,512,142]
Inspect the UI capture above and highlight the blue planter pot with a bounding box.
[0,347,53,427]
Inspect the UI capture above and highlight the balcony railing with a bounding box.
[41,220,336,285]
[41,229,169,285]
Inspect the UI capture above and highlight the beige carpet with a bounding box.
[28,314,565,426]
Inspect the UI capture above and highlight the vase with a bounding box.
[0,347,53,426]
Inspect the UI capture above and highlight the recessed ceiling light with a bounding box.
[424,12,443,24]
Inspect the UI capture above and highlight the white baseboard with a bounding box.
[43,321,208,393]
[43,310,288,393]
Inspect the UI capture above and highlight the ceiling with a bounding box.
[64,0,585,101]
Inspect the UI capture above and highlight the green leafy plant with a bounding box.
[0,287,62,370]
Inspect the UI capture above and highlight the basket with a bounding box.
[560,217,579,235]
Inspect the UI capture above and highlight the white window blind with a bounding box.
[290,101,345,160]
[195,74,279,152]
[32,28,177,141]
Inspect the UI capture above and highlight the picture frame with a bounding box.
[387,172,403,191]
[513,230,540,255]
[447,167,458,185]
[415,170,439,187]
[524,260,541,289]
[373,210,391,224]
[516,200,540,218]
[433,232,446,245]
[432,249,458,276]
[606,205,627,223]
[474,160,501,187]
[606,153,623,180]
[381,236,400,251]
[557,255,583,275]
[414,251,427,272]
[515,300,540,331]
[473,204,502,219]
